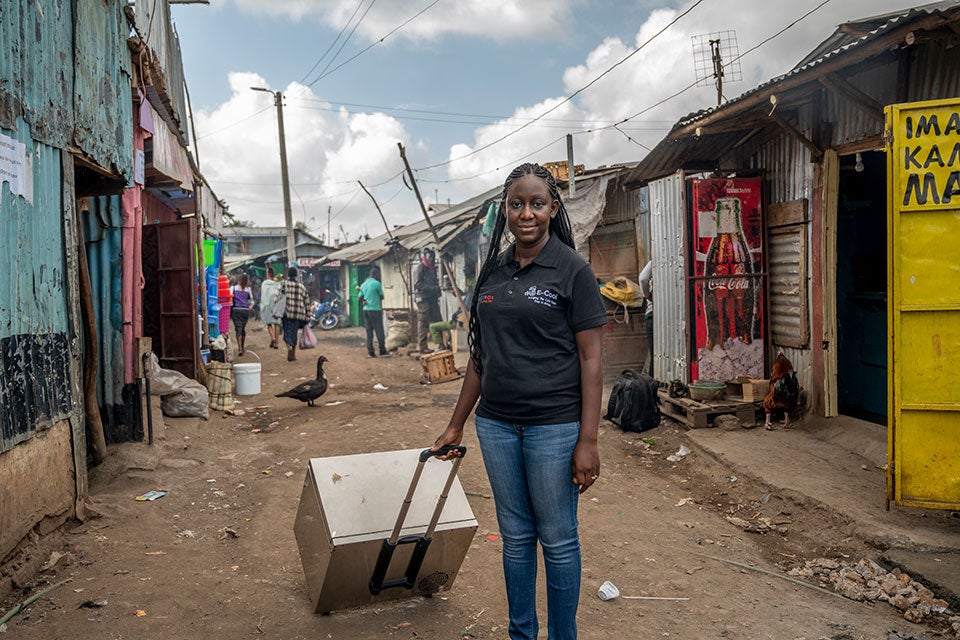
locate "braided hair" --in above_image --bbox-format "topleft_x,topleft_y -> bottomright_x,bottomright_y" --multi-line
467,163 -> 576,375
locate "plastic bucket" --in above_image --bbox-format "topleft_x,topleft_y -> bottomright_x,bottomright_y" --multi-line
234,351 -> 261,396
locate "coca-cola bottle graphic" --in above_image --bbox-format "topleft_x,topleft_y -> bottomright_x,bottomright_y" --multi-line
703,197 -> 755,350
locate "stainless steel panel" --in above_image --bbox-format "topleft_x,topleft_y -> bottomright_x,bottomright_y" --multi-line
295,448 -> 478,613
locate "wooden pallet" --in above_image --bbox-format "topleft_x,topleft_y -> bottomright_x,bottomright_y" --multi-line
658,389 -> 757,428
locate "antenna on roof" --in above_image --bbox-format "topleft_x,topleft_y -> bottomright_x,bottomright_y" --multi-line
692,30 -> 743,106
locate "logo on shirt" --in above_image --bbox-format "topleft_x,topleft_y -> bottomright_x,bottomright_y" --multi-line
478,294 -> 495,305
524,285 -> 559,308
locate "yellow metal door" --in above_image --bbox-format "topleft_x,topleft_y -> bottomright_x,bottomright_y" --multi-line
886,98 -> 960,509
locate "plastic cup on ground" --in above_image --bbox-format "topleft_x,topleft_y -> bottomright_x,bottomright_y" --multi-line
598,580 -> 620,601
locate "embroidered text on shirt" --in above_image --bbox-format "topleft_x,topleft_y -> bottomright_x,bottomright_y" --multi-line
523,285 -> 559,308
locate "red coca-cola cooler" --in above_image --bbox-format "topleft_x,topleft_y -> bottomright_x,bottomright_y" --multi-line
689,177 -> 765,382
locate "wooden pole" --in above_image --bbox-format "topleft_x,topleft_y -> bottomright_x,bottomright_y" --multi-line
397,144 -> 470,324
75,203 -> 109,463
358,180 -> 411,299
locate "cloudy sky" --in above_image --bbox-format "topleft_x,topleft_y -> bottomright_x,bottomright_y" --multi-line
172,0 -> 919,244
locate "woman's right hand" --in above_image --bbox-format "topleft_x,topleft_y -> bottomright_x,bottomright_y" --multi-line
431,422 -> 464,460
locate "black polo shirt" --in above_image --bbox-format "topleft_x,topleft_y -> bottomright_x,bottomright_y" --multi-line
475,234 -> 607,425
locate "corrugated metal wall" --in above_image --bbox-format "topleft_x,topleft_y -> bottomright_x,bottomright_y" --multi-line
0,0 -> 74,146
0,122 -> 74,451
73,0 -> 133,179
733,114 -> 817,395
909,39 -> 960,103
83,196 -> 130,442
648,173 -> 688,382
825,62 -> 895,147
133,0 -> 188,134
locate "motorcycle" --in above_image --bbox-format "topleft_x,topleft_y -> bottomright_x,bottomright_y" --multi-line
309,290 -> 347,331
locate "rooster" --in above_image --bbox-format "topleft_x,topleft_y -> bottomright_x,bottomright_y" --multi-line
763,351 -> 799,430
276,355 -> 329,407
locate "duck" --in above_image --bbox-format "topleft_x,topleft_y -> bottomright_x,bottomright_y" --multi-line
276,355 -> 329,407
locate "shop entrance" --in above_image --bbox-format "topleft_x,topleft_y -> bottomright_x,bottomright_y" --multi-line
835,150 -> 887,424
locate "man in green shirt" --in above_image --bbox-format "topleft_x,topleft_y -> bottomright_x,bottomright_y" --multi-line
359,266 -> 388,357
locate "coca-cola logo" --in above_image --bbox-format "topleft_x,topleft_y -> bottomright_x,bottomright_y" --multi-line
707,277 -> 751,291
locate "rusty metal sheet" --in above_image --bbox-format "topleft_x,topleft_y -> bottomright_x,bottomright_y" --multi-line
73,0 -> 133,179
0,127 -> 74,451
0,0 -> 74,146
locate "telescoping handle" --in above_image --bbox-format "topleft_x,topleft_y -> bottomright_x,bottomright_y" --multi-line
369,445 -> 467,595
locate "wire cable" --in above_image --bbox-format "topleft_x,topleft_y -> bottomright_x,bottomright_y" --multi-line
307,0 -> 441,87
290,95 -> 675,126
195,106 -> 273,140
414,0 -> 707,172
308,0 -> 379,87
295,0 -> 368,88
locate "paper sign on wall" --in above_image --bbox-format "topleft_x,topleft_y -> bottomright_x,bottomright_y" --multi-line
0,132 -> 32,203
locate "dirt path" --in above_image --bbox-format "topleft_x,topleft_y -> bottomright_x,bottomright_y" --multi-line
1,323 -> 950,639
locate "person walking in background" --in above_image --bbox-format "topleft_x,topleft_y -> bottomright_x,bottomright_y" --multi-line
280,266 -> 310,362
639,260 -> 654,377
359,266 -> 388,358
230,272 -> 253,356
259,265 -> 282,349
414,247 -> 442,353
432,163 -> 606,640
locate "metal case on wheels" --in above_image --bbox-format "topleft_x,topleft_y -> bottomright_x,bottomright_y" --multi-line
294,447 -> 478,613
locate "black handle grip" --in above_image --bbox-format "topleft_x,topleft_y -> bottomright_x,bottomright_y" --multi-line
420,445 -> 466,462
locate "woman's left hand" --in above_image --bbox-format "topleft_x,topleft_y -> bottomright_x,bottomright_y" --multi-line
572,439 -> 600,494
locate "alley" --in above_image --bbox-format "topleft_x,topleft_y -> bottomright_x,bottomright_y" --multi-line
1,323 -> 951,640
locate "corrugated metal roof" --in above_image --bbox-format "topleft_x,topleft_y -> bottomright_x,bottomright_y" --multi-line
324,186 -> 502,263
673,1 -> 960,131
627,1 -> 960,185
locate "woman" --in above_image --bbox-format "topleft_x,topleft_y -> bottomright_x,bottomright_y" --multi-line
259,265 -> 282,349
359,266 -> 387,357
433,163 -> 606,640
280,266 -> 310,361
230,273 -> 253,356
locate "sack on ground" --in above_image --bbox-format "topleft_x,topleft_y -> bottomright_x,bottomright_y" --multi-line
146,352 -> 210,419
385,319 -> 411,351
604,369 -> 660,432
299,324 -> 318,349
272,293 -> 287,319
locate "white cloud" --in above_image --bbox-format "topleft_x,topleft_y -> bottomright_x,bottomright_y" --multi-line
196,0 -> 925,238
229,0 -> 573,41
429,0 -> 925,199
195,72 -> 420,244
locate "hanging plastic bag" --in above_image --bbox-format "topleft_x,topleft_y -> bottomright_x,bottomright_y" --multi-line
272,293 -> 287,319
299,324 -> 318,349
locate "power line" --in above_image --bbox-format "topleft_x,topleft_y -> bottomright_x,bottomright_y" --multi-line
414,0 -> 707,172
415,134 -> 573,184
295,0 -> 367,87
603,0 -> 835,130
288,103 -> 670,131
308,0 -> 379,87
195,106 -> 273,140
307,0 -> 441,87
290,95 -> 676,125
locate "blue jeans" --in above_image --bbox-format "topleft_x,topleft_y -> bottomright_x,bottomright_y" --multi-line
475,416 -> 582,640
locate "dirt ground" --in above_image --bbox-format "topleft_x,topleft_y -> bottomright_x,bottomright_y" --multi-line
1,322 -> 954,639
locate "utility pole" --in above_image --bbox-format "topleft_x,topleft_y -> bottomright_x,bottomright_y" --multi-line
327,205 -> 332,246
251,87 -> 296,264
397,143 -> 469,324
359,180 -> 411,298
566,133 -> 576,198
